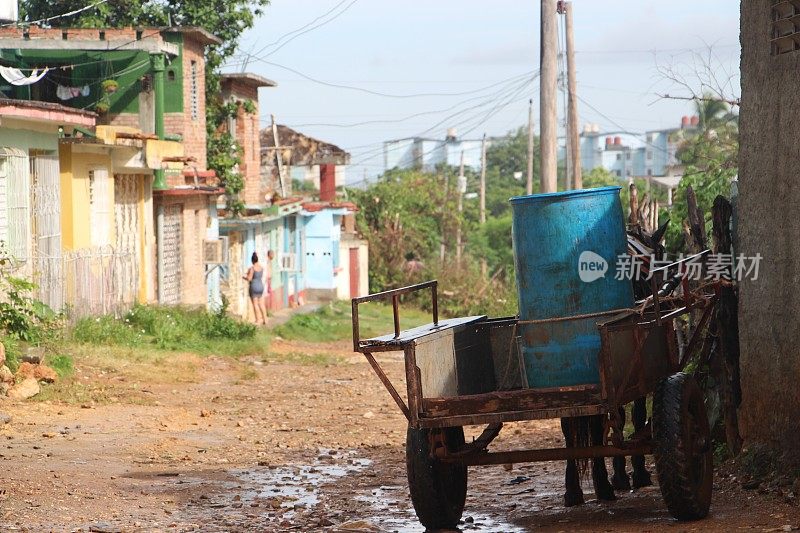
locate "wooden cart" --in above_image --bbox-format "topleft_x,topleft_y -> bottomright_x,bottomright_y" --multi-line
351,254 -> 719,530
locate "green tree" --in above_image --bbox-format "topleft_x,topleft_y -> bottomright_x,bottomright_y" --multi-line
665,106 -> 739,252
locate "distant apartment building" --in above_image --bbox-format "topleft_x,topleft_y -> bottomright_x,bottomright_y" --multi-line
560,117 -> 698,180
384,128 -> 485,171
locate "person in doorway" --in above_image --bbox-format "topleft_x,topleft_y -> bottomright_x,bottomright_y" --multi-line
266,250 -> 275,311
243,252 -> 267,325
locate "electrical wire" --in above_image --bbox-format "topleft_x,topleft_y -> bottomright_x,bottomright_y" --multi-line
282,71 -> 535,128
238,0 -> 360,69
347,76 -> 536,171
576,94 -> 671,157
342,74 -> 537,165
232,58 -> 538,99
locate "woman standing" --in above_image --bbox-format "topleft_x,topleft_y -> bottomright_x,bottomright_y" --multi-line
244,252 -> 267,325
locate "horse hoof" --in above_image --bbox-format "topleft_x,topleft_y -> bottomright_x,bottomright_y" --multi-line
611,473 -> 632,491
564,491 -> 585,507
632,469 -> 653,489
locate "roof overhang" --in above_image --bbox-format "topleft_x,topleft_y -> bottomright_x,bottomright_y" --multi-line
221,72 -> 277,88
0,99 -> 95,127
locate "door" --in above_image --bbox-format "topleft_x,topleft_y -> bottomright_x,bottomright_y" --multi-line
161,204 -> 182,304
114,174 -> 140,305
349,247 -> 359,299
31,155 -> 63,310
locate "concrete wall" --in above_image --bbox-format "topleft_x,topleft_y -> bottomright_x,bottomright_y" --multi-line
58,145 -> 115,250
738,0 -> 800,450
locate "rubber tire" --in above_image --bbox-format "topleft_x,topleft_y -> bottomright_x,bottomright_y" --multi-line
406,426 -> 467,530
653,372 -> 713,521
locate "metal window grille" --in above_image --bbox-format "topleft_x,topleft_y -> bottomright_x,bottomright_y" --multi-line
4,150 -> 30,262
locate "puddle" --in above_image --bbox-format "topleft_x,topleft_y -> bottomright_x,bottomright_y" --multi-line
234,450 -> 373,514
356,483 -> 526,533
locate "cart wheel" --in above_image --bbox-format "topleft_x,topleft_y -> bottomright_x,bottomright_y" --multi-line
653,372 -> 713,521
406,426 -> 467,530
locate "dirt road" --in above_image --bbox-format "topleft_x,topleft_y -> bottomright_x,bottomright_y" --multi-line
0,339 -> 797,532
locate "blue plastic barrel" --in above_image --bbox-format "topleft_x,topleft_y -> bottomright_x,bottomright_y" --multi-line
510,186 -> 633,388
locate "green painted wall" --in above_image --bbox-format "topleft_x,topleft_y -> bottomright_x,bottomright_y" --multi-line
0,32 -> 186,116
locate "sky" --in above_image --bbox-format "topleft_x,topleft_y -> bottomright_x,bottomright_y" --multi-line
222,0 -> 741,185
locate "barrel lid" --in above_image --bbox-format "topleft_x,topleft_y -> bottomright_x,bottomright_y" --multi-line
510,186 -> 621,204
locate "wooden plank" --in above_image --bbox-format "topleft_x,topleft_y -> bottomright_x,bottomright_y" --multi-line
416,404 -> 605,429
421,385 -> 600,418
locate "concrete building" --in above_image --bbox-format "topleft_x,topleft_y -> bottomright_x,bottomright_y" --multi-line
560,119 -> 693,180
738,0 -> 800,451
0,26 -> 225,310
300,202 -> 367,301
384,129 -> 484,172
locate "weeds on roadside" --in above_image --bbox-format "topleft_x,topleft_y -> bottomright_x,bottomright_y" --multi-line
72,304 -> 266,358
0,274 -> 63,372
273,300 -> 432,342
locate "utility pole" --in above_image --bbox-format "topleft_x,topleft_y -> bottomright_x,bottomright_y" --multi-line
440,172 -> 448,262
456,152 -> 465,268
480,134 -> 487,225
540,0 -> 558,193
270,114 -> 287,197
480,135 -> 487,277
526,98 -> 535,195
564,1 -> 582,190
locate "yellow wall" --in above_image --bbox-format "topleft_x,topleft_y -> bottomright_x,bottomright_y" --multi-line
59,146 -> 115,251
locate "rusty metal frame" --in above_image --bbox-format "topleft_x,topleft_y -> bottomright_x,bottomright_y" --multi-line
351,272 -> 723,464
436,442 -> 653,466
351,280 -> 438,351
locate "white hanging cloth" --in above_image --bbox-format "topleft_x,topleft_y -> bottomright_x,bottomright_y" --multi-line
0,67 -> 49,86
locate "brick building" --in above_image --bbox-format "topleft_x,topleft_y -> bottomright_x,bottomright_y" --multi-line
220,73 -> 277,207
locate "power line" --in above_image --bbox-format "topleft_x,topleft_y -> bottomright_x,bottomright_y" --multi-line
230,59 -> 535,99
239,0 -> 360,69
280,71 -> 535,128
576,94 -> 671,157
347,77 -> 535,171
343,75 -> 536,166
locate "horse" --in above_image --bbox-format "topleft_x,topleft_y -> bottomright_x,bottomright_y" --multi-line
561,221 -> 668,506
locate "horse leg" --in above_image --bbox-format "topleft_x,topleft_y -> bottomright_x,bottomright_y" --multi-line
561,418 -> 585,507
590,415 -> 616,501
611,407 -> 632,491
631,396 -> 653,488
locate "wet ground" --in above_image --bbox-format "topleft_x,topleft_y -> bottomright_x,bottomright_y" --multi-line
0,339 -> 798,531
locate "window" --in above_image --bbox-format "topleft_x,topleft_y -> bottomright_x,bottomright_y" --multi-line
89,168 -> 112,247
190,60 -> 199,121
5,152 -> 30,262
647,168 -> 653,177
646,150 -> 653,160
626,152 -> 631,160
614,170 -> 621,177
772,1 -> 800,55
167,70 -> 176,82
616,154 -> 621,161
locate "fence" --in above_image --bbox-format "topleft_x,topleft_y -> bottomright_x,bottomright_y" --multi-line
62,246 -> 139,321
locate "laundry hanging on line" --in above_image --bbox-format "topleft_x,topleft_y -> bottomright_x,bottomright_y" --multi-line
0,66 -> 49,86
56,84 -> 90,101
